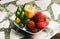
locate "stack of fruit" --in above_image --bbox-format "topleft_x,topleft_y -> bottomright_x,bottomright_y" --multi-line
15,4 -> 50,33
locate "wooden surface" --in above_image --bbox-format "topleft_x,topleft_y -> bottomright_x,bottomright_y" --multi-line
51,33 -> 60,39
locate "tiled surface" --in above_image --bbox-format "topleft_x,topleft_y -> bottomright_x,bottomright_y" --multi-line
35,0 -> 51,10
10,29 -> 23,39
0,0 -> 60,39
0,31 -> 5,39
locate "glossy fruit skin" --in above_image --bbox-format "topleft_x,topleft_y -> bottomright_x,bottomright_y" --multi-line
28,20 -> 35,28
33,12 -> 49,21
37,21 -> 49,29
20,11 -> 25,19
15,17 -> 21,24
25,9 -> 35,18
15,7 -> 21,17
35,12 -> 45,21
25,5 -> 36,18
31,28 -> 39,33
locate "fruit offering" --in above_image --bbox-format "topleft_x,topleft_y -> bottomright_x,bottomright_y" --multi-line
15,3 -> 50,33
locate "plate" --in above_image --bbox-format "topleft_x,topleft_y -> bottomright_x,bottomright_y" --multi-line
14,2 -> 50,35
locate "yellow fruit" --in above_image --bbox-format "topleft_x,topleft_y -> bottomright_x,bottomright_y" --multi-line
25,5 -> 36,18
25,9 -> 35,18
15,17 -> 21,24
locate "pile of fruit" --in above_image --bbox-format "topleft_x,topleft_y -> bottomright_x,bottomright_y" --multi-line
15,4 -> 50,33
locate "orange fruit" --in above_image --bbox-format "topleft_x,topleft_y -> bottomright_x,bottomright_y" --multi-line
25,9 -> 35,18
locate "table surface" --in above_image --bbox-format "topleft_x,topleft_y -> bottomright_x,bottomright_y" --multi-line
0,0 -> 60,39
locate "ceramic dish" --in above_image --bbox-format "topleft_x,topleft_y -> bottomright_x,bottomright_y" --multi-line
14,2 -> 50,35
